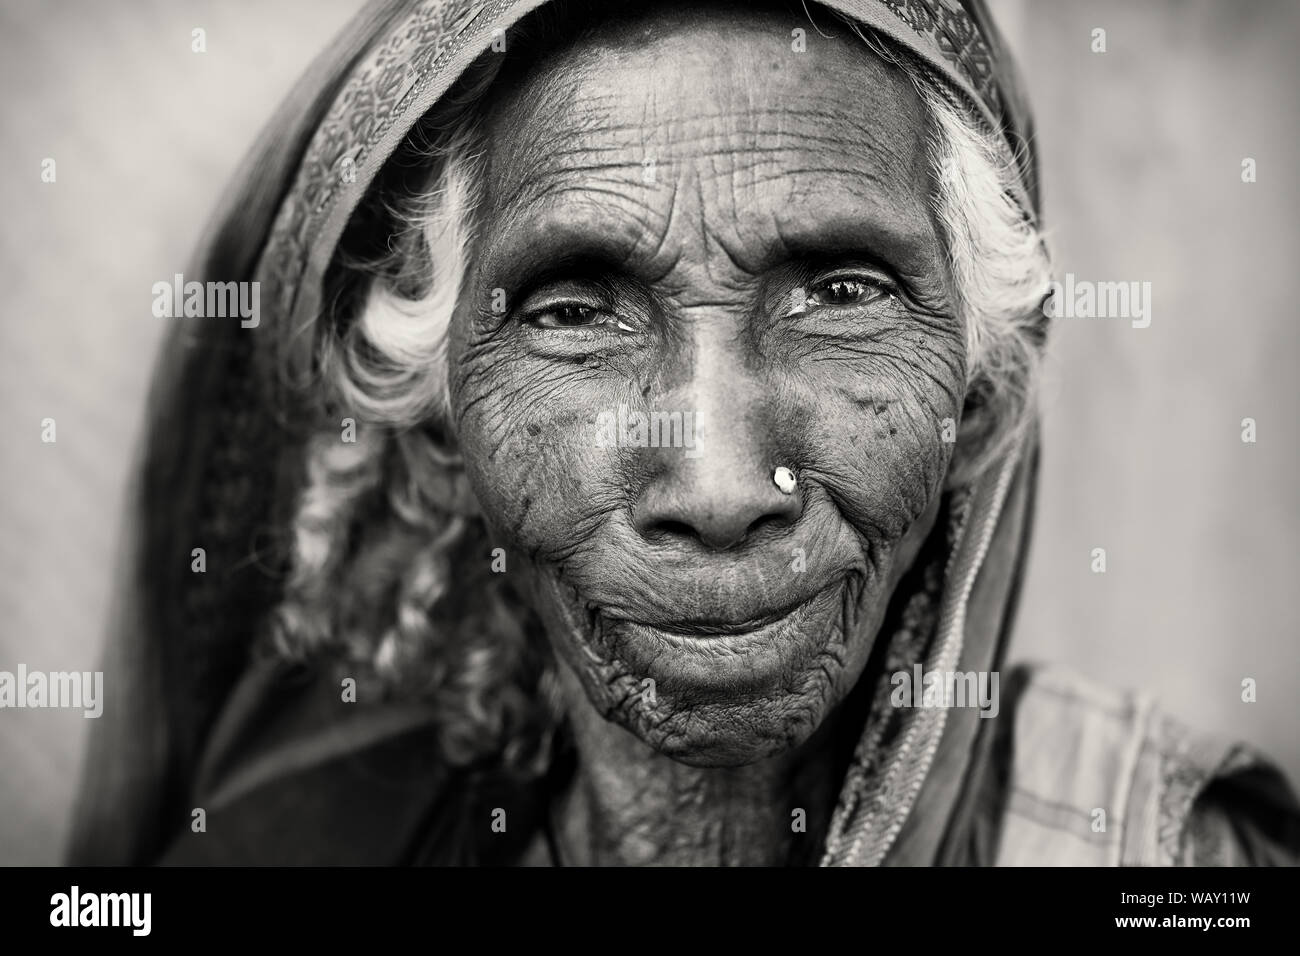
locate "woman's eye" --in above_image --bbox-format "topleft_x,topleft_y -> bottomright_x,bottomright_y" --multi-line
529,303 -> 606,328
808,277 -> 891,308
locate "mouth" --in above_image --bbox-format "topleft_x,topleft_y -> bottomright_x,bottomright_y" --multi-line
637,598 -> 814,637
576,576 -> 859,696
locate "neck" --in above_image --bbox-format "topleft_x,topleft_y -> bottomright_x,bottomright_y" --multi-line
549,666 -> 861,866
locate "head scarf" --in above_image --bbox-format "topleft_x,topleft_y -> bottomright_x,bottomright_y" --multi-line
69,0 -> 1044,866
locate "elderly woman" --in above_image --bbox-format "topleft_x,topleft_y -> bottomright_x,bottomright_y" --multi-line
70,0 -> 1297,866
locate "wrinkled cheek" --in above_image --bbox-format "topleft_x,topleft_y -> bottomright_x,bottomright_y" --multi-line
450,354 -> 621,565
801,350 -> 964,547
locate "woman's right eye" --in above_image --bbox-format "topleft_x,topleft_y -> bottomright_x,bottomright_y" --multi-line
528,303 -> 607,328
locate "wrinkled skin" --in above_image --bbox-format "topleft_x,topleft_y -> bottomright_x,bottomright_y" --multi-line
447,3 -> 965,863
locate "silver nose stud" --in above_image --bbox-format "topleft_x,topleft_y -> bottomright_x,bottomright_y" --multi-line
773,466 -> 797,495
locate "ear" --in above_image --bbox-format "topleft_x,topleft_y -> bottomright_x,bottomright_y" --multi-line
945,380 -> 999,490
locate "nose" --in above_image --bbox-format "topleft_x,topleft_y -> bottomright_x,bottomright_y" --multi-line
631,422 -> 804,551
634,460 -> 802,550
630,303 -> 807,550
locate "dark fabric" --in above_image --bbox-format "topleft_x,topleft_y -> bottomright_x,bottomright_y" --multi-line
159,725 -> 453,866
936,664 -> 1029,866
958,0 -> 1041,212
155,656 -> 552,866
931,442 -> 1040,866
1190,771 -> 1300,866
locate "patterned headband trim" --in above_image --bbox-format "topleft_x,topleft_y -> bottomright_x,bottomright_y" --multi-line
256,0 -> 1027,338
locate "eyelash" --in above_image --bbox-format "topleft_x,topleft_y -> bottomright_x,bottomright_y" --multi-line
517,271 -> 900,330
522,302 -> 635,331
798,274 -> 898,313
529,303 -> 602,328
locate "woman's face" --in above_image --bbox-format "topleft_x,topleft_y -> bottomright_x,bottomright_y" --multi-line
448,4 -> 966,766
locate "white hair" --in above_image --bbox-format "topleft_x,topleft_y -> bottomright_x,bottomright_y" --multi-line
331,129 -> 485,429
914,70 -> 1052,481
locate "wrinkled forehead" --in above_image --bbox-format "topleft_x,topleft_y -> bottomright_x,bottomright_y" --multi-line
476,3 -> 940,279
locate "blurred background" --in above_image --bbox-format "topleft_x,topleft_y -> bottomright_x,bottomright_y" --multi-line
1,0 -> 1296,864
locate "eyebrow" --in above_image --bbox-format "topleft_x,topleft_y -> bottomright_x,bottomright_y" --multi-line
479,171 -> 942,294
772,204 -> 942,280
481,195 -> 672,290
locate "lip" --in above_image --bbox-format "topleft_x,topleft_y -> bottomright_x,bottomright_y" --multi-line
633,597 -> 813,637
588,578 -> 853,695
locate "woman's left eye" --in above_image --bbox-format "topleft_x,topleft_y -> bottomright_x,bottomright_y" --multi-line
808,277 -> 892,308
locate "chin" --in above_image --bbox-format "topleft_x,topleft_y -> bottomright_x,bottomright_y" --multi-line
537,567 -> 877,766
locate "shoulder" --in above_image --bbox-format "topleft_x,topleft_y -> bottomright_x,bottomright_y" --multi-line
153,657 -> 451,865
153,656 -> 544,866
991,663 -> 1300,866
